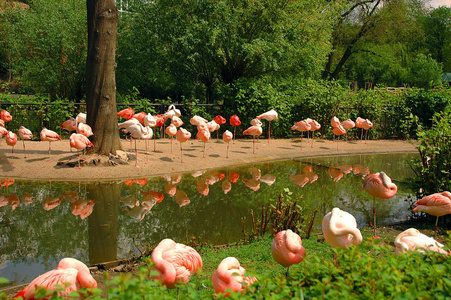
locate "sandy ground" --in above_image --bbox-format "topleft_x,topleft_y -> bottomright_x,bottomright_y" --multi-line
0,136 -> 417,181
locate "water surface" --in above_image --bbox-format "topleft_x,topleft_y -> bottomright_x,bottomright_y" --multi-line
0,153 -> 418,287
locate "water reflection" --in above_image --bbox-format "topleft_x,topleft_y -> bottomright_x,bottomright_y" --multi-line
0,153 -> 418,287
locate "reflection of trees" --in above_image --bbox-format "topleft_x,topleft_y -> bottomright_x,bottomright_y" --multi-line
0,153 -> 418,285
87,183 -> 121,264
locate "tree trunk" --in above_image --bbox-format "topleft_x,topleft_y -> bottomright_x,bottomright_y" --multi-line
85,0 -> 122,155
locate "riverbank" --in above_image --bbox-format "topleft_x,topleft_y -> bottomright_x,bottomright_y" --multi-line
0,138 -> 417,181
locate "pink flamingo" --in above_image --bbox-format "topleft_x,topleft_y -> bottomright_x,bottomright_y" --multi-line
242,178 -> 260,191
243,123 -> 262,154
171,115 -> 184,128
322,208 -> 363,250
71,199 -> 95,219
223,130 -> 233,158
355,117 -> 365,142
271,229 -> 306,276
212,257 -> 258,297
176,127 -> 191,163
197,128 -> 211,158
18,126 -> 33,158
117,107 -> 134,120
118,117 -> 140,152
362,119 -> 373,143
6,131 -> 17,163
213,115 -> 227,140
132,111 -> 147,124
76,122 -> 93,138
332,124 -> 346,149
151,238 -> 202,288
61,117 -> 78,133
124,123 -> 152,167
290,120 -> 311,149
360,171 -> 398,238
307,119 -> 321,148
413,191 -> 451,238
328,167 -> 344,182
330,116 -> 340,128
40,128 -> 61,161
190,115 -> 208,126
75,113 -> 86,124
1,110 -> 12,125
257,109 -> 278,143
165,123 -> 177,154
341,119 -> 355,142
229,115 -> 241,144
288,174 -> 309,187
14,258 -> 97,300
70,133 -> 94,169
395,228 -> 449,255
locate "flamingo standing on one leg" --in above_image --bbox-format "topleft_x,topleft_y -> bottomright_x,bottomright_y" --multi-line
290,120 -> 311,149
341,119 -> 355,142
360,171 -> 398,238
413,191 -> 451,238
332,124 -> 346,150
362,119 -> 373,144
322,208 -> 363,250
394,228 -> 449,255
60,117 -> 77,152
243,122 -> 263,154
223,130 -> 233,158
271,229 -> 306,277
257,109 -> 278,143
197,128 -> 211,158
355,117 -> 365,142
14,258 -> 97,300
213,115 -> 226,141
307,119 -> 321,148
123,122 -> 153,168
176,127 -> 191,163
165,123 -> 177,154
212,257 -> 258,297
229,115 -> 241,144
18,126 -> 32,158
6,131 -> 17,163
40,128 -> 61,161
151,238 -> 203,289
70,133 -> 94,169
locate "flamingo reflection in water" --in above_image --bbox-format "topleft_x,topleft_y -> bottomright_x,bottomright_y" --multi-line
175,190 -> 190,207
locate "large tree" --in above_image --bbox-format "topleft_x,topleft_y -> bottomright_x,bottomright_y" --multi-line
85,0 -> 122,155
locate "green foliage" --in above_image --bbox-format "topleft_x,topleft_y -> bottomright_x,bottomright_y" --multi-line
9,232 -> 451,299
2,0 -> 87,100
411,108 -> 451,197
405,88 -> 451,129
117,0 -> 335,103
409,54 -> 443,88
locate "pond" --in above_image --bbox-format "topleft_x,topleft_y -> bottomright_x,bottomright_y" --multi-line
0,153 -> 418,288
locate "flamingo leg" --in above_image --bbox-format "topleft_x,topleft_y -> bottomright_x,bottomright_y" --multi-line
171,136 -> 173,154
435,216 -> 439,239
203,142 -> 206,158
22,140 -> 26,158
268,120 -> 271,143
145,139 -> 149,163
135,139 -> 139,168
226,143 -> 229,158
10,146 -> 14,164
360,128 -> 364,143
311,131 -> 314,148
77,152 -> 81,170
365,130 -> 368,144
372,197 -> 381,239
253,136 -> 255,154
154,132 -> 157,152
47,141 -> 51,162
180,145 -> 183,163
233,126 -> 236,144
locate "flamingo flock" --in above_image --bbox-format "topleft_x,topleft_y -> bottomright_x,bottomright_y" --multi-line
1,105 -> 378,168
